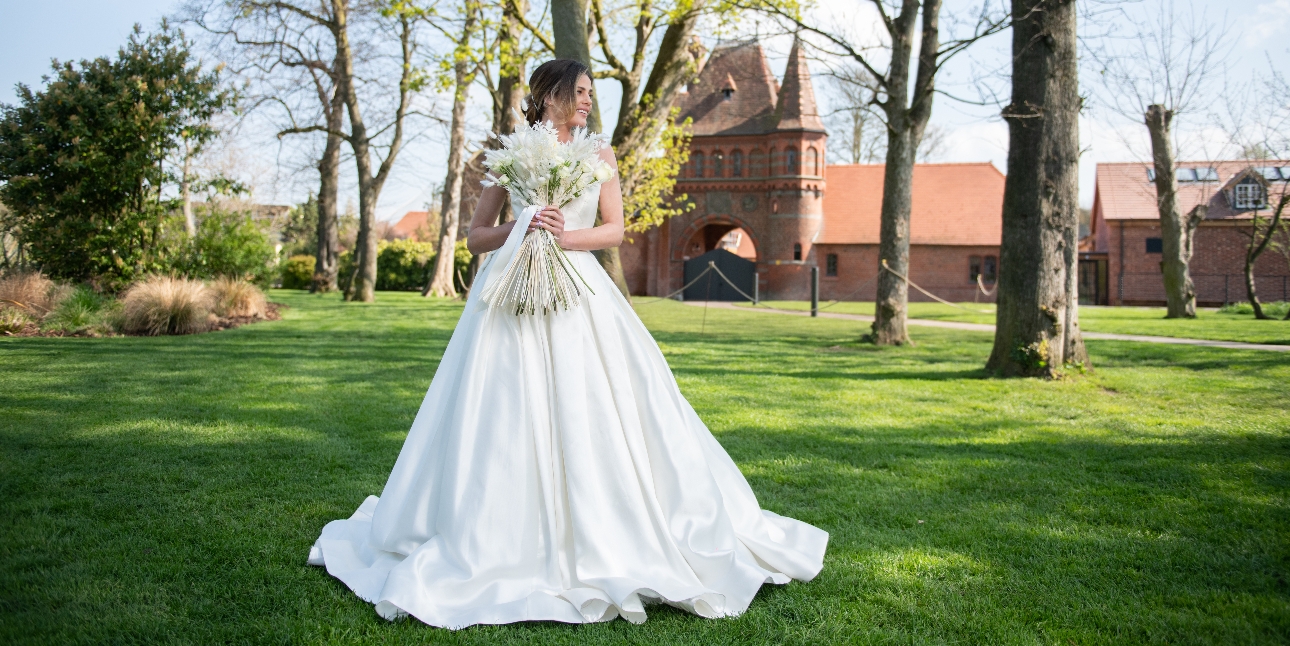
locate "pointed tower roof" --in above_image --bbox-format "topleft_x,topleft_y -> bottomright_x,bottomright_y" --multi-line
675,40 -> 781,136
774,37 -> 826,132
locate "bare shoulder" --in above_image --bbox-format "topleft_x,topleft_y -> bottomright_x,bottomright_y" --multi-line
597,144 -> 618,168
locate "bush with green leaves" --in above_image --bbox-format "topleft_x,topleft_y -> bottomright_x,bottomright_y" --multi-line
375,239 -> 435,291
280,255 -> 315,290
174,207 -> 276,286
0,24 -> 232,290
337,238 -> 473,294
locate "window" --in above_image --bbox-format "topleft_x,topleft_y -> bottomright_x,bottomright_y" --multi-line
692,152 -> 705,178
793,243 -> 802,261
969,255 -> 982,282
807,148 -> 819,176
713,151 -> 724,178
1145,237 -> 1163,253
721,88 -> 734,101
983,255 -> 997,283
731,151 -> 743,177
786,149 -> 799,174
1235,182 -> 1267,209
826,253 -> 838,277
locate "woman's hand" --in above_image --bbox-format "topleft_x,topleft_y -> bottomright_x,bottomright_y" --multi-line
528,205 -> 566,246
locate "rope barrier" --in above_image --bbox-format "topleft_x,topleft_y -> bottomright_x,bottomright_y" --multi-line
634,258 -> 992,318
630,264 -> 715,306
976,274 -> 997,297
882,259 -> 994,314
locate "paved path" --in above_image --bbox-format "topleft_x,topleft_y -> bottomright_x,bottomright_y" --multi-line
679,301 -> 1290,353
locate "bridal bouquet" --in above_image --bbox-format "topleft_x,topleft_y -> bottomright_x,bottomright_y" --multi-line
479,117 -> 615,315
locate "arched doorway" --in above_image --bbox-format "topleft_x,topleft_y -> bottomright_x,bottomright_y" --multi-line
679,221 -> 759,262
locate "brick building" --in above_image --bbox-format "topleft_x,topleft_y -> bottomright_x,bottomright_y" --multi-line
1087,161 -> 1290,306
619,38 -> 1004,302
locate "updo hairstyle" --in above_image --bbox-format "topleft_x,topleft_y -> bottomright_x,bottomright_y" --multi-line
523,59 -> 591,126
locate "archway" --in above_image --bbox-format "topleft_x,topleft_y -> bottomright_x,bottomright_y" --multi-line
676,216 -> 760,263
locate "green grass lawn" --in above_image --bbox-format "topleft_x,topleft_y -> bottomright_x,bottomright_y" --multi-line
2,291 -> 1287,644
738,300 -> 1290,345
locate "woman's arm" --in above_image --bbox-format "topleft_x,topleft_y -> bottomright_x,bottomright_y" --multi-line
558,146 -> 624,252
466,185 -> 516,255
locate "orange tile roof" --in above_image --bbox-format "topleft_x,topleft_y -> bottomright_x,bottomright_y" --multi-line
1094,160 -> 1290,225
819,163 -> 1004,246
391,210 -> 429,238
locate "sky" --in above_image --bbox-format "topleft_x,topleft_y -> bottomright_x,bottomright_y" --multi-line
2,0 -> 1287,219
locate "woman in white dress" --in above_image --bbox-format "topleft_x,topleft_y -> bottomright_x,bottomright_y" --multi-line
308,59 -> 828,629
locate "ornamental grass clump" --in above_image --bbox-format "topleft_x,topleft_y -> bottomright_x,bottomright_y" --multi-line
478,116 -> 614,315
43,287 -> 119,335
122,276 -> 213,335
209,276 -> 267,319
0,271 -> 69,317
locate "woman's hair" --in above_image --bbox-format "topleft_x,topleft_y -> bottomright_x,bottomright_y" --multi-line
523,59 -> 590,126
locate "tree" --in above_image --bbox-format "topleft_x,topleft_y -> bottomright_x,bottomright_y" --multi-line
187,0 -> 353,293
986,0 -> 1087,377
1241,183 -> 1288,320
0,23 -> 232,290
425,0 -> 481,298
825,63 -> 946,164
542,0 -> 706,297
746,0 -> 1006,345
341,2 -> 425,302
1092,1 -> 1229,318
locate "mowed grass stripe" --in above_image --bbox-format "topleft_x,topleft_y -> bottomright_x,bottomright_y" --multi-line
0,291 -> 1286,645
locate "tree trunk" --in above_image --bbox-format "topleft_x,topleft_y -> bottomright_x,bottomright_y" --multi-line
425,14 -> 475,299
870,0 -> 939,345
340,4 -> 414,303
1145,105 -> 1197,318
871,126 -> 915,344
552,0 -> 602,133
312,80 -> 344,293
494,0 -> 527,227
1244,195 -> 1287,320
181,149 -> 195,237
987,0 -> 1088,377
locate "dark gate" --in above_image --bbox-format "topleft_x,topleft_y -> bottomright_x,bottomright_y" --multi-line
683,248 -> 755,301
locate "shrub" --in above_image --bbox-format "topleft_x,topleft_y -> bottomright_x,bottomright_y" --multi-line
0,307 -> 32,334
0,270 -> 68,316
280,255 -> 315,290
376,239 -> 435,291
338,240 -> 440,292
43,286 -> 117,334
176,208 -> 276,286
121,276 -> 213,335
209,277 -> 267,319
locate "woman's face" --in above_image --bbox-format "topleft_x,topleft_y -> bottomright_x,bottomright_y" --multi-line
547,74 -> 594,129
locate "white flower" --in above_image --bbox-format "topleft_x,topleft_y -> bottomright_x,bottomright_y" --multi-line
594,165 -> 614,182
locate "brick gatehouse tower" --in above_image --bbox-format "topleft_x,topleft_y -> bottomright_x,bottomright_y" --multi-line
619,38 -> 827,299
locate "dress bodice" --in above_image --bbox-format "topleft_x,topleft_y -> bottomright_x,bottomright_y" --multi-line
513,184 -> 601,231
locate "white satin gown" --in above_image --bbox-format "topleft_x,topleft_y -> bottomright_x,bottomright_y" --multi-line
308,184 -> 828,629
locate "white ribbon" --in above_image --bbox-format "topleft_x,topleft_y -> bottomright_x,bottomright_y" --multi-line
474,204 -> 542,311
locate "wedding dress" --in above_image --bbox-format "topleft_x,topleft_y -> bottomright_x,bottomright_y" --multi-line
308,184 -> 828,628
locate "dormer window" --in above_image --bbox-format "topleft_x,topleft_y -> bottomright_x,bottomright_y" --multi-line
721,88 -> 734,101
1234,182 -> 1267,209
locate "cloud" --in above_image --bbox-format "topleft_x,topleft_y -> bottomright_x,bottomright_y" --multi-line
1250,0 -> 1290,43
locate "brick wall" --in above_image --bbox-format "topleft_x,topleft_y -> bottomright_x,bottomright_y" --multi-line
812,244 -> 999,303
1108,220 -> 1290,305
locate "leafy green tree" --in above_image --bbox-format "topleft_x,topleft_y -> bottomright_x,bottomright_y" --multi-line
175,206 -> 277,286
0,23 -> 233,289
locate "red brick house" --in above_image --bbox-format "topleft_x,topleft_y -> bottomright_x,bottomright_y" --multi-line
619,38 -> 1004,301
1087,161 -> 1290,306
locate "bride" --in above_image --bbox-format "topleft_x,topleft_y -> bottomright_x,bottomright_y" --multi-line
308,58 -> 828,629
